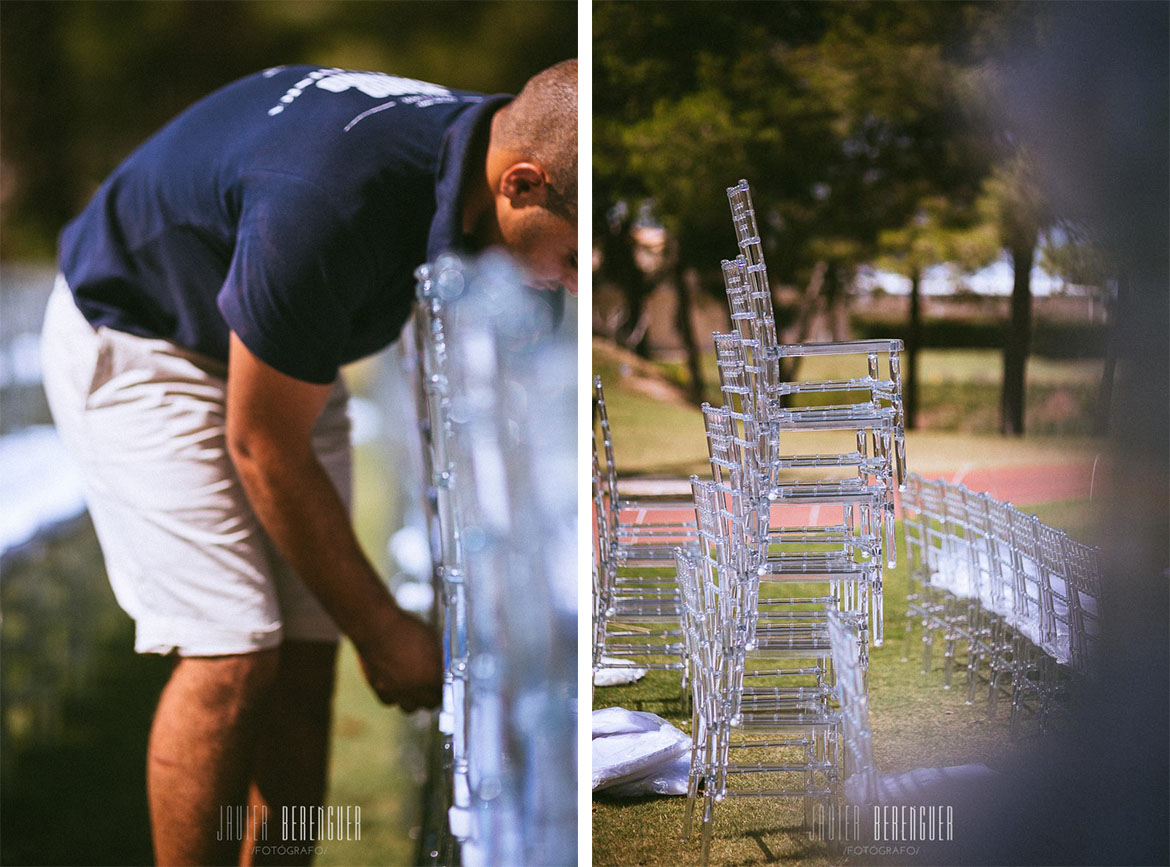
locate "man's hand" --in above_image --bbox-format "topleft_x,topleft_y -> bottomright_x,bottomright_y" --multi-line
355,608 -> 443,711
226,332 -> 440,709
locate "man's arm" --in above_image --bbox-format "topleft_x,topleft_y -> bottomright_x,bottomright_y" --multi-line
225,332 -> 441,711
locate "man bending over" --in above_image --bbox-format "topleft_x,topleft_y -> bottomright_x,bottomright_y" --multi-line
41,59 -> 577,866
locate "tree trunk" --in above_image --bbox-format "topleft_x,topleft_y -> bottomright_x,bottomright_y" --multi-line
676,265 -> 706,406
1093,273 -> 1124,436
603,216 -> 653,357
1001,243 -> 1035,436
906,268 -> 922,430
779,261 -> 828,385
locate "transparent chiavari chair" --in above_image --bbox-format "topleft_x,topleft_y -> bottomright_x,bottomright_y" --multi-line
907,477 -> 948,675
701,399 -> 876,656
901,474 -> 939,665
961,490 -> 999,705
1010,520 -> 1072,737
413,252 -> 575,866
592,429 -> 687,675
592,375 -> 696,680
826,608 -> 879,807
1012,510 -> 1047,649
595,375 -> 698,559
413,262 -> 472,860
710,335 -> 890,645
682,478 -> 841,867
830,608 -> 998,806
725,179 -> 906,491
935,482 -> 983,691
1064,538 -> 1102,677
982,496 -> 1023,718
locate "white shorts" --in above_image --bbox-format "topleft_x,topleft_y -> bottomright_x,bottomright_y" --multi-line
40,277 -> 349,656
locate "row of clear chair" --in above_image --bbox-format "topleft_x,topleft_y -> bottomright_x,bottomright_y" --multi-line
412,253 -> 576,866
591,375 -> 697,681
901,472 -> 1102,737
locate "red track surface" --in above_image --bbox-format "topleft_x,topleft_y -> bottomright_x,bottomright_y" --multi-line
610,461 -> 1098,531
916,461 -> 1099,507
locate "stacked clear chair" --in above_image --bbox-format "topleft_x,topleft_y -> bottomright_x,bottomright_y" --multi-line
592,375 -> 698,681
722,180 -> 905,650
412,252 -> 575,866
900,472 -> 1103,737
674,180 -> 905,862
678,479 -> 841,867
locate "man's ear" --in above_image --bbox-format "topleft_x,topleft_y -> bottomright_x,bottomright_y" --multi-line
499,163 -> 549,208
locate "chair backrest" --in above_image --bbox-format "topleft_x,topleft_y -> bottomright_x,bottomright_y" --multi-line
827,608 -> 878,804
414,262 -> 464,574
1064,538 -> 1102,673
591,433 -> 615,602
984,496 -> 1020,618
1010,510 -> 1046,644
1035,521 -> 1074,664
938,482 -> 977,599
592,375 -> 622,535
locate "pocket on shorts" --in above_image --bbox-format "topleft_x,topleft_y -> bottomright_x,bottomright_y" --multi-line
83,328 -> 123,411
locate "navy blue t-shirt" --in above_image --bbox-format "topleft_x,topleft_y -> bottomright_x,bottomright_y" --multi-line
59,65 -> 511,384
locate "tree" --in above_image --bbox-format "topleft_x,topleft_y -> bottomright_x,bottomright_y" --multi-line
876,196 -> 997,427
1040,221 -> 1119,434
976,150 -> 1050,436
594,1 -> 995,401
0,1 -> 577,259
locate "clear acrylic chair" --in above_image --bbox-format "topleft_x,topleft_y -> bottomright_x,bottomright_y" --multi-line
681,478 -> 841,867
725,179 -> 907,490
592,374 -> 697,681
413,261 -> 472,862
825,608 -> 879,806
709,335 -> 892,646
899,473 -> 1106,736
592,430 -> 688,676
412,252 -> 575,866
594,374 -> 698,560
829,608 -> 998,806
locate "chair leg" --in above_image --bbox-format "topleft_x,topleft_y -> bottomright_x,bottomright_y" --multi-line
965,637 -> 982,706
902,602 -> 917,663
699,787 -> 716,867
920,618 -> 934,675
942,627 -> 956,689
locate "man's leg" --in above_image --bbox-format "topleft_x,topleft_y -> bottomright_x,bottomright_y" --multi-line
148,649 -> 281,866
242,641 -> 338,867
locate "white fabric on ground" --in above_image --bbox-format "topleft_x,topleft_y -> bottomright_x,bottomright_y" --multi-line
593,658 -> 649,686
592,707 -> 690,796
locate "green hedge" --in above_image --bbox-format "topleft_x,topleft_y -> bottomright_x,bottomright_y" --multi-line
848,316 -> 1108,359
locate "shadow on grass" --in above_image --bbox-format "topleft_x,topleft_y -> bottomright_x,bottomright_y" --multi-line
1,526 -> 172,866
